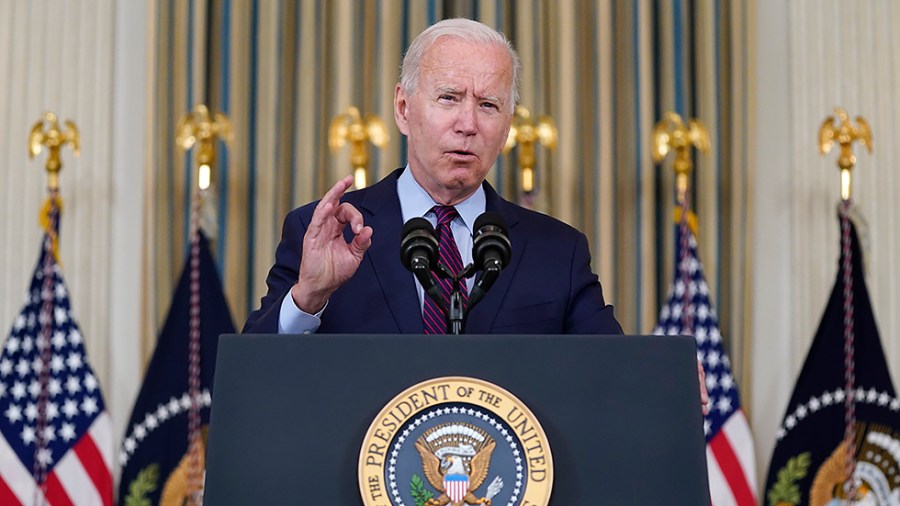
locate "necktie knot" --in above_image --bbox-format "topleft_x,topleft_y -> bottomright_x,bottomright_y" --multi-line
431,206 -> 459,226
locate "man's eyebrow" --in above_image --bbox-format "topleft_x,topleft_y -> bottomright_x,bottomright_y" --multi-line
479,94 -> 503,104
435,86 -> 462,95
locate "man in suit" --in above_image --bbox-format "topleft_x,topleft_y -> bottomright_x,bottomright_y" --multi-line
243,18 -> 622,336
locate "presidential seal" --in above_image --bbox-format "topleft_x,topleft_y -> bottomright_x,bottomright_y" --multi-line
359,377 -> 553,506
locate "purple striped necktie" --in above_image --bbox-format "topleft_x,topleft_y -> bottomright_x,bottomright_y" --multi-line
422,206 -> 468,334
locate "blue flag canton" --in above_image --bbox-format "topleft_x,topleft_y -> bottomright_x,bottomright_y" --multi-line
0,244 -> 106,473
654,231 -> 742,442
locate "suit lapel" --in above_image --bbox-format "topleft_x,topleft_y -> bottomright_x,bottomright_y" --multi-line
358,169 -> 424,333
465,183 -> 525,334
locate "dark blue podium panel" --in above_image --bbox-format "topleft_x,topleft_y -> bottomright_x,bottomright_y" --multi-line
205,334 -> 710,505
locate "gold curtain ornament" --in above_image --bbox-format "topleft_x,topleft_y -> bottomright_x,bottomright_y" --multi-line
651,112 -> 710,235
329,106 -> 389,189
818,108 -> 873,202
503,105 -> 557,193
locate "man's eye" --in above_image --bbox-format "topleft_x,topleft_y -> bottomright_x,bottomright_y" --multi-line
438,94 -> 456,102
482,102 -> 499,110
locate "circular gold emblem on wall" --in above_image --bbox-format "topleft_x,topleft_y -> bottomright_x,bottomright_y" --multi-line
359,376 -> 553,506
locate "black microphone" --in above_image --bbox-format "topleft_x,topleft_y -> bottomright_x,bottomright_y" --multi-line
468,212 -> 511,308
400,218 -> 444,308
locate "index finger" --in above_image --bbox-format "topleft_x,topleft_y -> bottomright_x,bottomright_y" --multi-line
315,175 -> 355,212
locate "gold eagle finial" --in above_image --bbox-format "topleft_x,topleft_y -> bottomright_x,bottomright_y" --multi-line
503,105 -> 557,193
29,111 -> 80,192
651,112 -> 709,235
818,107 -> 872,201
329,106 -> 389,189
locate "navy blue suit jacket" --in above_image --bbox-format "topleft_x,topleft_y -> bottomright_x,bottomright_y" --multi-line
243,169 -> 622,335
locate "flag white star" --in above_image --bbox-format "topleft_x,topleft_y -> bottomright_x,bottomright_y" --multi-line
69,329 -> 82,345
37,448 -> 52,466
82,396 -> 99,416
25,403 -> 37,421
0,358 -> 13,376
13,314 -> 26,331
54,306 -> 68,325
16,358 -> 30,377
809,397 -> 821,412
5,336 -> 20,353
66,352 -> 83,370
716,395 -> 733,414
28,380 -> 41,399
31,357 -> 44,375
65,376 -> 81,394
51,331 -> 67,349
50,355 -> 65,373
21,426 -> 35,445
62,399 -> 79,418
705,373 -> 718,393
12,382 -> 26,400
720,373 -> 735,391
5,404 -> 23,423
48,378 -> 62,397
46,401 -> 59,420
84,373 -> 97,392
60,422 -> 76,441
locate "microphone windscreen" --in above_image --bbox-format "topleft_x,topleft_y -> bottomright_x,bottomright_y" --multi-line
473,212 -> 507,235
402,217 -> 435,238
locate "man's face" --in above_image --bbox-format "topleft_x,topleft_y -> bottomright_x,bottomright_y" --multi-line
394,37 -> 514,205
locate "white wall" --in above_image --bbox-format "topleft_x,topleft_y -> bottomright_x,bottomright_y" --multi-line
0,0 -> 147,457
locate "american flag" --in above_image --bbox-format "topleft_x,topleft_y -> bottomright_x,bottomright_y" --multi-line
0,235 -> 113,505
654,227 -> 757,506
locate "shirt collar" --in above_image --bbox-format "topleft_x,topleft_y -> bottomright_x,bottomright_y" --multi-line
397,166 -> 485,235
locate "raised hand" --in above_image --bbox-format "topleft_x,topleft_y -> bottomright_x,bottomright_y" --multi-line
290,176 -> 373,313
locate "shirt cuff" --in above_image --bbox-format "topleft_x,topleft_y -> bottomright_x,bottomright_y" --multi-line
278,291 -> 326,334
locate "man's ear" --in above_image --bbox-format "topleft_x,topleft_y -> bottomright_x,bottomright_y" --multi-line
393,83 -> 410,136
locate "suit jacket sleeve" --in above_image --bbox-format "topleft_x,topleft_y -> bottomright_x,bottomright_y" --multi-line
242,207 -> 309,333
564,231 -> 623,335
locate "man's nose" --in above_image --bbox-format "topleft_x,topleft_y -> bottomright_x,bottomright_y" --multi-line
454,101 -> 478,135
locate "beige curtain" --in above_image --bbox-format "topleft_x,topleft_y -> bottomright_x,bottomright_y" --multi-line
145,0 -> 753,383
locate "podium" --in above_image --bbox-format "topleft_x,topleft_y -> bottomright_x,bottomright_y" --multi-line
205,334 -> 710,504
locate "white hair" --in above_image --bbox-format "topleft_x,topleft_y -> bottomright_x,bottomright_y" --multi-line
399,18 -> 521,112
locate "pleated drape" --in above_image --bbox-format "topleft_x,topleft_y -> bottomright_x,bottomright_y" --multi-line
145,0 -> 753,382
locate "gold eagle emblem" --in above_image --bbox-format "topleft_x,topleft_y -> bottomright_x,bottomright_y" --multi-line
414,423 -> 504,505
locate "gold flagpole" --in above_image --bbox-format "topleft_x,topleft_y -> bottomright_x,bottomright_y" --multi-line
174,103 -> 232,506
818,107 -> 873,501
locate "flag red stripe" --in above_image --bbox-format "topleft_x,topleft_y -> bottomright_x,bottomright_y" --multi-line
44,472 -> 75,506
709,431 -> 755,506
0,476 -> 23,506
74,435 -> 113,506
